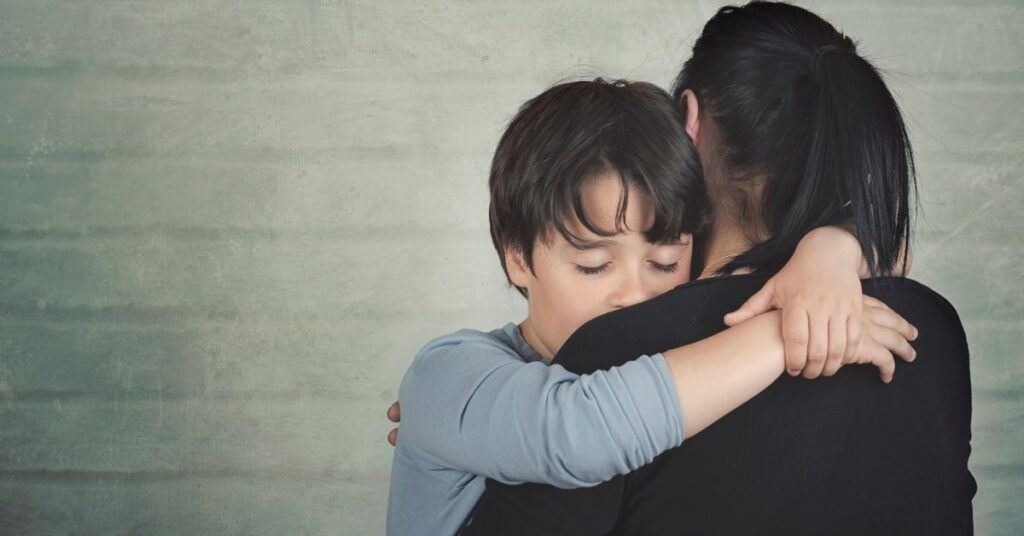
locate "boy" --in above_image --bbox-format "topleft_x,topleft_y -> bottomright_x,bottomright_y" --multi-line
386,79 -> 916,536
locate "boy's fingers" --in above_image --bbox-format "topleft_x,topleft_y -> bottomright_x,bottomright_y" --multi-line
844,314 -> 862,362
388,427 -> 399,447
783,308 -> 809,376
872,325 -> 917,363
822,350 -> 844,376
803,310 -> 828,379
860,336 -> 896,383
876,352 -> 896,384
822,316 -> 846,376
387,401 -> 401,423
801,357 -> 826,379
866,308 -> 917,340
863,298 -> 918,340
826,314 -> 846,361
862,295 -> 888,310
880,330 -> 921,362
722,309 -> 752,327
724,284 -> 775,326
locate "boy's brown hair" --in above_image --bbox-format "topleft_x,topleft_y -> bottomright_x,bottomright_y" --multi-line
488,78 -> 708,296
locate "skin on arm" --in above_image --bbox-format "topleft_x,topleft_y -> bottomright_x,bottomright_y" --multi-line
724,225 -> 916,381
663,311 -> 786,438
390,191 -> 916,450
387,224 -> 917,447
389,295 -> 916,448
390,180 -> 914,450
666,296 -> 916,438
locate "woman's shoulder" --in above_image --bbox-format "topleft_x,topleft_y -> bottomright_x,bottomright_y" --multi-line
863,276 -> 957,307
586,273 -> 774,330
862,277 -> 966,337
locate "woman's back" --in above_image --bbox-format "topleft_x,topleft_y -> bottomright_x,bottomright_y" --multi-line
464,274 -> 975,535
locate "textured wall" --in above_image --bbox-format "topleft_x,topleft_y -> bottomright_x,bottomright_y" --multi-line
0,1 -> 1020,534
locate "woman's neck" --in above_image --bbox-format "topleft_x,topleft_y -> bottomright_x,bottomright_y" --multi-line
699,214 -> 764,279
696,161 -> 770,278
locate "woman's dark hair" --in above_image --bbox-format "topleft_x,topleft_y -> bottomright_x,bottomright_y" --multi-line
671,1 -> 915,275
489,78 -> 707,297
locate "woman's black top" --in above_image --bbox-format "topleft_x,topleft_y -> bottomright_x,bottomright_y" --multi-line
462,274 -> 975,535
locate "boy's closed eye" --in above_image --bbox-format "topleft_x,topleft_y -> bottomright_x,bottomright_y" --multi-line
574,261 -> 682,275
575,263 -> 610,275
651,261 -> 681,273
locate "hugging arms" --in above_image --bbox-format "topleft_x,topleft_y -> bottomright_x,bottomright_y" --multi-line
388,2 -> 975,534
462,274 -> 974,535
386,77 -> 917,536
460,2 -> 975,533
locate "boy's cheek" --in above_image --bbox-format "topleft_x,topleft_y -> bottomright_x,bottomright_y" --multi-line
661,267 -> 691,292
557,303 -> 603,347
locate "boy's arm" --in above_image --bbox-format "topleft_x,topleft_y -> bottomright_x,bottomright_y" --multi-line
725,225 -> 877,379
397,299 -> 916,487
663,297 -> 916,438
398,332 -> 684,488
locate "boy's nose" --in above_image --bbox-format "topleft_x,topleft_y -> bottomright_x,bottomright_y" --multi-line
610,273 -> 654,309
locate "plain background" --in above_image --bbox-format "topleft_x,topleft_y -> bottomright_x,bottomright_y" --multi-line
0,1 -> 1021,534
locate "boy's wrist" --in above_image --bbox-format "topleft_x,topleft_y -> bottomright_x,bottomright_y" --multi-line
800,226 -> 867,276
729,310 -> 786,372
754,310 -> 787,372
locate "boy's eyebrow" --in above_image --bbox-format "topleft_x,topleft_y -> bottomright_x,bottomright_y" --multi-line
567,239 -> 615,251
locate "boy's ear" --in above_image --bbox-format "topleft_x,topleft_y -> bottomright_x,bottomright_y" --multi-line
681,89 -> 700,143
504,247 -> 532,288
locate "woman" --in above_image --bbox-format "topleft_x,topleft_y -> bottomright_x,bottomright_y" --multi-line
459,2 -> 974,534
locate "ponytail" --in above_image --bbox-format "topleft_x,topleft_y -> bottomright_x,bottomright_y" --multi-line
675,2 -> 916,276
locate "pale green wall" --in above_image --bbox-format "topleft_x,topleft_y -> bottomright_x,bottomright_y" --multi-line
0,1 -> 1020,534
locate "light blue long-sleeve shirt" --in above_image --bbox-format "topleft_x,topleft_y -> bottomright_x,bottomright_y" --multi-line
386,323 -> 685,536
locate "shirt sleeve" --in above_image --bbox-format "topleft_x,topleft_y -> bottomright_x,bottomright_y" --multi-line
398,331 -> 684,488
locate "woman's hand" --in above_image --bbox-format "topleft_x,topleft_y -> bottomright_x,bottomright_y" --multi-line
387,401 -> 400,446
847,296 -> 918,383
724,226 -> 867,378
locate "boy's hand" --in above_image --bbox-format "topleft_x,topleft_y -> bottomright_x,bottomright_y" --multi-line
846,296 -> 918,383
724,226 -> 864,378
387,401 -> 400,446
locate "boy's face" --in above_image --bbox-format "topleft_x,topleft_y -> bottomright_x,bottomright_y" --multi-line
506,172 -> 693,360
